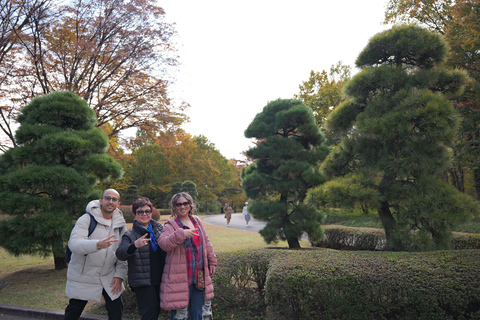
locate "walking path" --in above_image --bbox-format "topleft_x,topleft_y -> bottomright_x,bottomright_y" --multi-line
201,212 -> 308,240
201,212 -> 265,233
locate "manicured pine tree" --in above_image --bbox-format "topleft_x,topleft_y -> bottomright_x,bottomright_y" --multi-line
309,25 -> 480,250
124,185 -> 140,205
0,91 -> 122,270
181,181 -> 198,199
242,99 -> 329,248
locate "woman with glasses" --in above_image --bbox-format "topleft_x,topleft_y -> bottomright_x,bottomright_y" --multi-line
158,192 -> 217,320
116,198 -> 166,320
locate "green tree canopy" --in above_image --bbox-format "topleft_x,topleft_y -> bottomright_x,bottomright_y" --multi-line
308,25 -> 479,251
0,91 -> 122,269
123,143 -> 169,207
242,99 -> 328,248
123,185 -> 140,205
384,0 -> 480,201
294,62 -> 351,131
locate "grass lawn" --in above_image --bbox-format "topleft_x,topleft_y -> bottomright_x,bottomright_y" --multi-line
0,214 -> 311,318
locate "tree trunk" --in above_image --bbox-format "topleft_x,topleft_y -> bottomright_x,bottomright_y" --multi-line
287,237 -> 301,249
378,175 -> 397,250
449,167 -> 465,192
378,200 -> 397,250
54,255 -> 67,270
440,172 -> 449,184
475,169 -> 480,201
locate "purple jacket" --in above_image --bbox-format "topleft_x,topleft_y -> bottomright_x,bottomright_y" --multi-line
158,216 -> 217,310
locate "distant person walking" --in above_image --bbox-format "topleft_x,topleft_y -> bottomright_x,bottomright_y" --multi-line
64,189 -> 127,320
223,203 -> 232,227
242,202 -> 251,226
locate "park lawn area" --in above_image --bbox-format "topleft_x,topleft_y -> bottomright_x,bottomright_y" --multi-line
0,216 -> 310,314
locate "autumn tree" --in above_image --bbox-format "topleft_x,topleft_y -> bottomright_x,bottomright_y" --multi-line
294,62 -> 351,131
0,91 -> 122,270
243,99 -> 328,249
117,132 -> 243,211
0,0 -> 52,150
384,0 -> 453,34
164,134 -> 243,211
1,0 -> 186,149
123,143 -> 169,206
308,26 -> 479,251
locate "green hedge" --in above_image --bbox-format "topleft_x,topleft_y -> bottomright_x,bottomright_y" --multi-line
214,249 -> 480,319
313,225 -> 480,251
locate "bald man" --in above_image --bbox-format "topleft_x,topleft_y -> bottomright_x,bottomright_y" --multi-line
64,189 -> 127,320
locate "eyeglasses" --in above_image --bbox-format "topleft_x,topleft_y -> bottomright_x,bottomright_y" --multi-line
103,196 -> 119,202
136,209 -> 152,216
175,201 -> 190,208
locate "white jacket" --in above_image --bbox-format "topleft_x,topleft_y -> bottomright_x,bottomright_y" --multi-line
65,200 -> 127,302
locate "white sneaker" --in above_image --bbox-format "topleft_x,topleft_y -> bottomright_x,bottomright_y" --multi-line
227,224 -> 230,227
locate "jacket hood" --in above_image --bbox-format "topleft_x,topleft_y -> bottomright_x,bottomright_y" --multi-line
86,199 -> 125,227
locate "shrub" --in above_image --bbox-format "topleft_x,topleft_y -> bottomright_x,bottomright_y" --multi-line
213,250 -> 282,317
157,208 -> 171,216
263,249 -> 480,319
214,248 -> 480,319
314,225 -> 386,250
313,225 -> 480,251
450,232 -> 480,250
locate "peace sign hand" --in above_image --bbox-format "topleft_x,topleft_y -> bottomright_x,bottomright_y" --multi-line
134,233 -> 151,248
97,235 -> 119,249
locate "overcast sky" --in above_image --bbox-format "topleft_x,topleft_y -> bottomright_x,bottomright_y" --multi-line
160,0 -> 391,160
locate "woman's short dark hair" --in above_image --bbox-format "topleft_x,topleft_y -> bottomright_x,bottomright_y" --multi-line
170,192 -> 196,217
132,198 -> 153,215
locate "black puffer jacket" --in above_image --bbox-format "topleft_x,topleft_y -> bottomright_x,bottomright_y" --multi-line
116,220 -> 166,288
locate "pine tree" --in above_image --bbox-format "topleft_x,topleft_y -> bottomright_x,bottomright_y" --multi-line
242,99 -> 328,248
124,185 -> 140,205
0,91 -> 122,269
308,26 -> 480,250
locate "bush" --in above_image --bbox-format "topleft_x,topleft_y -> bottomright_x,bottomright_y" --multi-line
312,225 -> 480,251
214,248 -> 480,319
315,225 -> 386,250
450,232 -> 480,249
157,208 -> 171,216
264,249 -> 480,319
213,250 -> 281,318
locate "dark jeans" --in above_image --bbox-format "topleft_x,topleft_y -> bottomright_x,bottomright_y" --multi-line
170,284 -> 212,320
134,285 -> 160,320
64,289 -> 123,320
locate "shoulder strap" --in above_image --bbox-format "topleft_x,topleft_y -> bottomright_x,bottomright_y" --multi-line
86,213 -> 97,237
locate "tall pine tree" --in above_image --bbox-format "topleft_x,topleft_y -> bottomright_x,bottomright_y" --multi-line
0,91 -> 122,269
308,25 -> 480,250
243,99 -> 328,248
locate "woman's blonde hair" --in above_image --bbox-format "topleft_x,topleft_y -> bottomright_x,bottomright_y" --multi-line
170,192 -> 196,217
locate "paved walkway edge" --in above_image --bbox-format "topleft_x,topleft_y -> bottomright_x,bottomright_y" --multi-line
0,303 -> 106,320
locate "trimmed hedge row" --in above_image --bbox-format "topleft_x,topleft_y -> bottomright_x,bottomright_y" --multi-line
314,225 -> 480,251
214,249 -> 480,319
